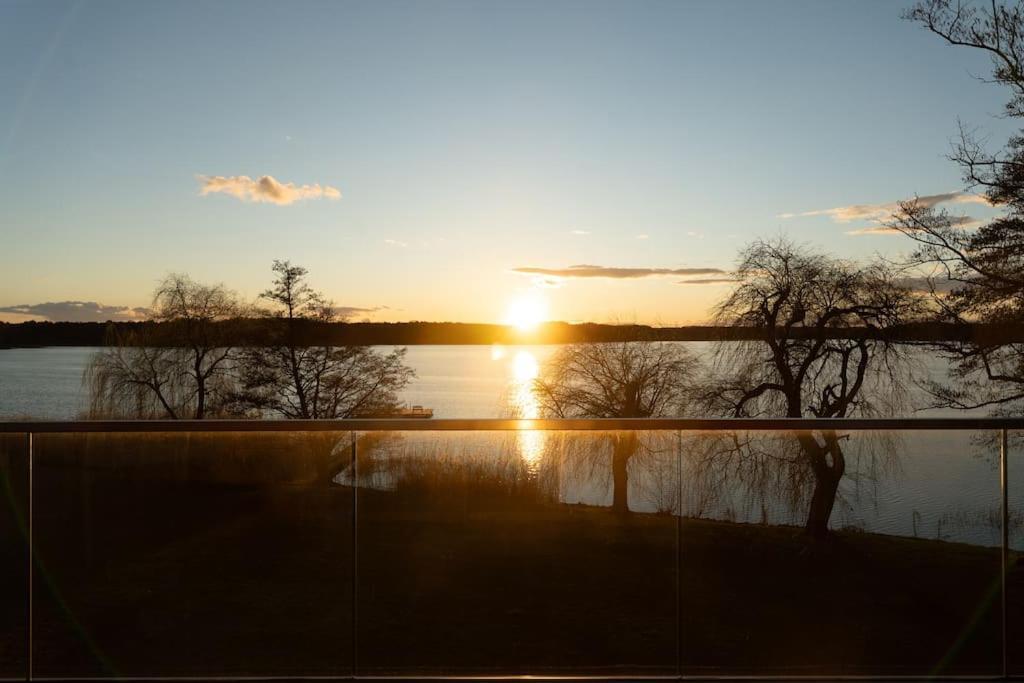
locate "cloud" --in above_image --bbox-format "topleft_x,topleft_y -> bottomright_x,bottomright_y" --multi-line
0,301 -> 152,322
635,234 -> 650,240
846,214 -> 981,235
780,192 -> 990,225
198,174 -> 341,205
513,264 -> 728,280
384,238 -> 408,247
570,230 -> 591,235
676,277 -> 740,285
897,277 -> 959,294
0,301 -> 390,323
332,305 -> 389,320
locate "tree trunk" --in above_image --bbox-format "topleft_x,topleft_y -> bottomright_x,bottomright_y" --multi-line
611,433 -> 637,514
805,467 -> 841,538
195,375 -> 205,419
803,433 -> 845,539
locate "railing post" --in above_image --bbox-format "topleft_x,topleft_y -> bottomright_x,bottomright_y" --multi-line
27,430 -> 33,682
676,428 -> 683,681
351,429 -> 358,679
1001,427 -> 1009,679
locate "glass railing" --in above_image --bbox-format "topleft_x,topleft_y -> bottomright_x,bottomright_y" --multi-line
0,418 -> 1020,679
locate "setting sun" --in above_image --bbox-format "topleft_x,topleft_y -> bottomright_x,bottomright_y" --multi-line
504,294 -> 548,332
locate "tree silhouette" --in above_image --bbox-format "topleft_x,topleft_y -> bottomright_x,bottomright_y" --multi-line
533,340 -> 698,513
702,238 -> 919,538
893,0 -> 1024,412
233,260 -> 414,420
85,274 -> 242,419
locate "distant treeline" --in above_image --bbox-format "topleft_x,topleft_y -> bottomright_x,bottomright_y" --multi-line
3,319 -> 1024,348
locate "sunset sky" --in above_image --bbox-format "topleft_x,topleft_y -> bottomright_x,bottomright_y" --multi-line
0,0 -> 1010,325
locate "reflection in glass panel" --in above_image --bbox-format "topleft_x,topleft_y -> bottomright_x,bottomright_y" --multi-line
354,430 -> 679,676
0,433 -> 28,679
1010,431 -> 1023,676
31,431 -> 354,679
680,429 -> 1002,676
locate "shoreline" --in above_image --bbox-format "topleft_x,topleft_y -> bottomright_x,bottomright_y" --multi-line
4,319 -> 1024,348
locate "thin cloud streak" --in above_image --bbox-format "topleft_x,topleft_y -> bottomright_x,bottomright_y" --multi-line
333,305 -> 390,320
0,301 -> 390,323
847,214 -> 981,235
198,174 -> 341,205
0,301 -> 153,322
779,191 -> 990,224
513,265 -> 728,279
897,277 -> 958,294
676,277 -> 740,285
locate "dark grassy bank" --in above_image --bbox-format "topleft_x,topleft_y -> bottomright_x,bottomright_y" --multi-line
0,433 -> 1020,678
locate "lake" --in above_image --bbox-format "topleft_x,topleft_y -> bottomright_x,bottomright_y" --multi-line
0,344 -> 1021,549
0,344 -> 563,420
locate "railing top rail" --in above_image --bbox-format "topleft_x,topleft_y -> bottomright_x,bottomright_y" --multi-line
1,417 -> 1024,432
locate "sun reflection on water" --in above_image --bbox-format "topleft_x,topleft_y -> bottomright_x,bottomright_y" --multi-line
509,349 -> 544,470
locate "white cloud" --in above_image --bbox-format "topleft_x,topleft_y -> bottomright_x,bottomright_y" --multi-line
635,234 -> 650,240
384,239 -> 408,247
198,174 -> 341,205
570,230 -> 591,235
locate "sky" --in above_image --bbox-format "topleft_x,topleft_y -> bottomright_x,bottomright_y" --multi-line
0,0 -> 1013,325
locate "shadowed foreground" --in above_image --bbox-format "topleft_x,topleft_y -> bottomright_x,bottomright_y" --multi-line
0,433 -> 1019,678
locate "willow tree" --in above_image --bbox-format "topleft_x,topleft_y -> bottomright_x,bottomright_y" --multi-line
85,274 -> 242,419
703,238 -> 920,538
533,340 -> 698,513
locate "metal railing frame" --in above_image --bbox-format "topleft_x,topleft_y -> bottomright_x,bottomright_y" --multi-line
0,417 -> 1019,681
4,416 -> 1024,432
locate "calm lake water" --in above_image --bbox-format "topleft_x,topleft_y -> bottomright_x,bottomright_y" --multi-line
0,344 -> 562,420
1,344 -> 1021,549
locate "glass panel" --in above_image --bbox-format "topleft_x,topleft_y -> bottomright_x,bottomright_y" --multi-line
0,433 -> 29,679
354,430 -> 679,676
1010,430 -> 1024,676
680,429 -> 1002,676
31,431 -> 354,678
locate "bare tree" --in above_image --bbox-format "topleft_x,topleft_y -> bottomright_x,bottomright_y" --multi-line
234,260 -> 414,420
533,340 -> 698,513
86,274 -> 242,419
906,1 -> 1024,118
702,238 -> 920,538
890,0 -> 1024,413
